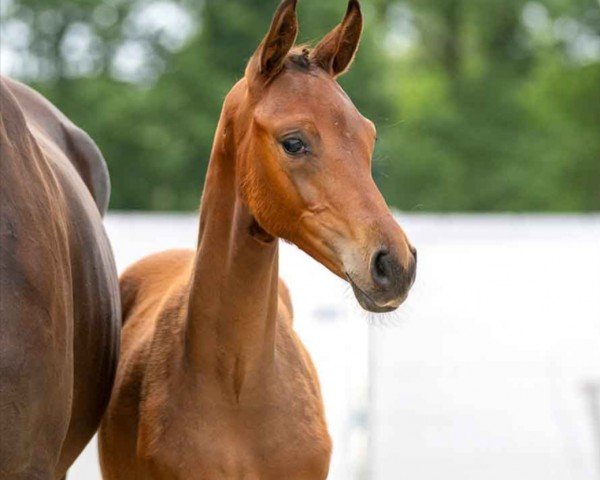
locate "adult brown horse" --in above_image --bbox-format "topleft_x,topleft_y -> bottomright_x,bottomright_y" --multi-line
99,1 -> 416,478
0,76 -> 120,479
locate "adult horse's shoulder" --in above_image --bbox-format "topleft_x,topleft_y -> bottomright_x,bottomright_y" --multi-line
1,75 -> 111,216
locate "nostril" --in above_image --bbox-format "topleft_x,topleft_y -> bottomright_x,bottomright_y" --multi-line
372,249 -> 392,288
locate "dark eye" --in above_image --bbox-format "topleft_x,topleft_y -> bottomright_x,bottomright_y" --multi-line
282,137 -> 307,155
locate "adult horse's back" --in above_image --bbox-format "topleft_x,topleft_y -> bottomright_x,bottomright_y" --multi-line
0,76 -> 120,479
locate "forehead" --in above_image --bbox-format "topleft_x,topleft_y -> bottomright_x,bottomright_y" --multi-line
254,67 -> 374,135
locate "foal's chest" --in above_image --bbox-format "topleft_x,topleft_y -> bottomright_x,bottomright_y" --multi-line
153,376 -> 331,480
155,403 -> 330,480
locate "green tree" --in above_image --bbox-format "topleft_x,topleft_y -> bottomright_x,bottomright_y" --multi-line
2,0 -> 598,211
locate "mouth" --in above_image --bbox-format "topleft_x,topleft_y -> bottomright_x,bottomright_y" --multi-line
346,274 -> 400,313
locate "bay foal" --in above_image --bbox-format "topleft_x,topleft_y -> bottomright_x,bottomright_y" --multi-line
99,1 -> 416,478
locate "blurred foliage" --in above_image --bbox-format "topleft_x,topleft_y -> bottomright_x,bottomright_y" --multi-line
2,0 -> 599,211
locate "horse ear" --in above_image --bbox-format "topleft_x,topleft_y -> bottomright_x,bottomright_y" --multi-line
311,0 -> 363,78
251,0 -> 298,80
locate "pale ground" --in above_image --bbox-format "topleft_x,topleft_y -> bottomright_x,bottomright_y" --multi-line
70,214 -> 600,480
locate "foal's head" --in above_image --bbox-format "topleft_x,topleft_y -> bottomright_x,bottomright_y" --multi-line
224,0 -> 416,312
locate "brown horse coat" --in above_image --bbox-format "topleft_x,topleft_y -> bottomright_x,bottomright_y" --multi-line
0,76 -> 120,479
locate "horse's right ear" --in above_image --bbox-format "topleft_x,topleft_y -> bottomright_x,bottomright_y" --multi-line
247,0 -> 298,83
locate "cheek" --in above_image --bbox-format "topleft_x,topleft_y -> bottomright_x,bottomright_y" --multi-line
244,154 -> 304,237
291,171 -> 323,208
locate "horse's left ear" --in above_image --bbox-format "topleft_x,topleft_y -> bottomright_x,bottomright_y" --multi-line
248,0 -> 299,82
311,0 -> 363,78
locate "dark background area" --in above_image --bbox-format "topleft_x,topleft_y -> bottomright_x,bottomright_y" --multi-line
1,0 -> 599,211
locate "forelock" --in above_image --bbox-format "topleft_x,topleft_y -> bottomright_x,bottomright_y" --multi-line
285,46 -> 313,72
